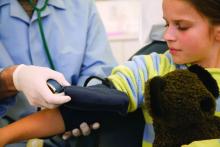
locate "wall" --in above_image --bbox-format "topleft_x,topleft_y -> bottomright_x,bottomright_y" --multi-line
96,0 -> 141,64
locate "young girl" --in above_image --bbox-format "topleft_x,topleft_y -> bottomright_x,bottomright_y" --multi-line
1,0 -> 220,146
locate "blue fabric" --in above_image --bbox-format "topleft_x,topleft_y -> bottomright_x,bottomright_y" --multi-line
0,0 -> 117,118
0,41 -> 16,117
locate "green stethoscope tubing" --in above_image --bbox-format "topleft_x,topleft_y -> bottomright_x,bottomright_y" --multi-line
28,0 -> 55,70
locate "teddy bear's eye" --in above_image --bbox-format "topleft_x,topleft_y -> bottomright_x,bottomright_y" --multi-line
200,97 -> 214,112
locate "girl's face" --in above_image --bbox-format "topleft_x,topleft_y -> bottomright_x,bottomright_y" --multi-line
163,0 -> 219,66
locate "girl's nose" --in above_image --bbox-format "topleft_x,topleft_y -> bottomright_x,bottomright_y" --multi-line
163,26 -> 176,42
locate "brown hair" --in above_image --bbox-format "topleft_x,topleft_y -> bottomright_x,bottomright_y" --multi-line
184,0 -> 220,25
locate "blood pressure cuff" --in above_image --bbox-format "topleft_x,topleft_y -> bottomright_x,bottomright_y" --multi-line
58,84 -> 129,131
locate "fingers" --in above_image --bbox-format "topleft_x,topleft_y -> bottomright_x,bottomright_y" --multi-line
42,103 -> 60,109
41,87 -> 71,106
47,94 -> 71,105
30,97 -> 58,109
62,129 -> 82,140
42,70 -> 71,105
80,122 -> 91,136
62,122 -> 101,140
62,131 -> 72,140
72,129 -> 81,137
71,122 -> 100,137
91,122 -> 100,130
47,70 -> 71,86
76,122 -> 100,136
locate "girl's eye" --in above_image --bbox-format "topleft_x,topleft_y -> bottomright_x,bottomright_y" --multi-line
177,24 -> 189,31
178,26 -> 188,31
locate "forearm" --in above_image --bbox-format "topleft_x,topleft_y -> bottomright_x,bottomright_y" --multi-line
0,108 -> 65,145
0,65 -> 18,99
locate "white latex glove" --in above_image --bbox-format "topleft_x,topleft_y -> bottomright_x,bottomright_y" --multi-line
62,122 -> 100,139
13,64 -> 71,108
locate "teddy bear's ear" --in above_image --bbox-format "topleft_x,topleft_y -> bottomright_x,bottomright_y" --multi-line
148,76 -> 166,117
188,64 -> 219,98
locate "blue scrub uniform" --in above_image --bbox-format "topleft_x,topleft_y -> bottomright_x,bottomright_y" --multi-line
0,0 -> 116,145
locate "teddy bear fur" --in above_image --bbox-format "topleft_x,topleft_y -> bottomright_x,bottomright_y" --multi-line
144,65 -> 220,147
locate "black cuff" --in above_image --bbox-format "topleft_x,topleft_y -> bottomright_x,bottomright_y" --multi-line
63,84 -> 129,115
59,84 -> 129,131
59,106 -> 120,131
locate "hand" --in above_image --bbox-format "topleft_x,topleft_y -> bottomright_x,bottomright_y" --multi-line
62,122 -> 100,139
13,64 -> 71,108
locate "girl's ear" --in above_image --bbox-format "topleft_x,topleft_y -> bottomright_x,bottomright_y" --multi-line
214,26 -> 220,41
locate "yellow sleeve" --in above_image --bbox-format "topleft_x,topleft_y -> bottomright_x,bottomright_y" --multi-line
182,139 -> 220,147
108,53 -> 176,112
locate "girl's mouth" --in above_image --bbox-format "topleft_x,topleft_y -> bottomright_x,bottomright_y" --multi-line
169,48 -> 181,55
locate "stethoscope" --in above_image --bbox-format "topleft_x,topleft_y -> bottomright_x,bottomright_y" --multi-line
27,1 -> 98,93
28,0 -> 55,70
28,0 -> 61,93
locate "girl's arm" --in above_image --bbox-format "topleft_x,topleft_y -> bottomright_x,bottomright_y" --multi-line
0,108 -> 65,146
0,83 -> 129,146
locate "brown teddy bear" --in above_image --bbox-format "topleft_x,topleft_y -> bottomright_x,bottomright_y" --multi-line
144,65 -> 220,147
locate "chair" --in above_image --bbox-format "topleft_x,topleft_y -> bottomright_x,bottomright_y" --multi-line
129,40 -> 168,59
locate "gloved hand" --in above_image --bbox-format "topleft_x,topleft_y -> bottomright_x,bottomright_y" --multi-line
13,64 -> 71,108
62,122 -> 100,139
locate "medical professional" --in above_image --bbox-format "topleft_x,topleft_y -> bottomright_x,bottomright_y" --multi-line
139,0 -> 165,46
0,0 -> 116,146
